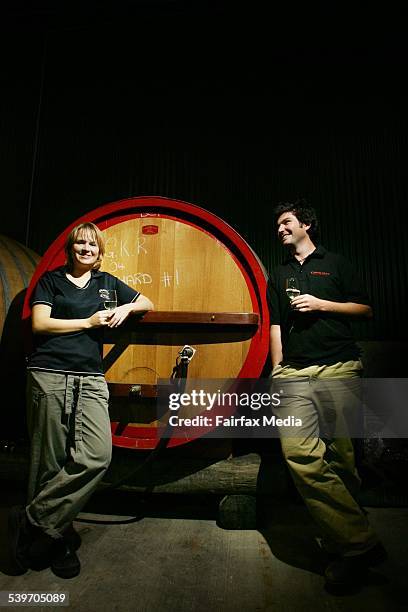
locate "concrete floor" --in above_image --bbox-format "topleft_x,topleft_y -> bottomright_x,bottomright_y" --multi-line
0,484 -> 407,612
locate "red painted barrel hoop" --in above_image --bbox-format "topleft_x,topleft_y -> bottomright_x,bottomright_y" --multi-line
23,196 -> 270,449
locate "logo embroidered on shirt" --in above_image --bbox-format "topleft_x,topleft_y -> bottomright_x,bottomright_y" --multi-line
310,271 -> 331,276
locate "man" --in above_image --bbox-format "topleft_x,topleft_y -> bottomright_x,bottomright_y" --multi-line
267,199 -> 386,591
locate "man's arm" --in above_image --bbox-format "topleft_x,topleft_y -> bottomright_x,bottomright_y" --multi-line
290,295 -> 372,318
270,324 -> 283,367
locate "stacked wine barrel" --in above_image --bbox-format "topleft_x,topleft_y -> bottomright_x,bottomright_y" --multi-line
0,235 -> 40,438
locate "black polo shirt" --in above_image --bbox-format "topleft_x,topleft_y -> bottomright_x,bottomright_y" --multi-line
27,267 -> 140,375
267,245 -> 370,367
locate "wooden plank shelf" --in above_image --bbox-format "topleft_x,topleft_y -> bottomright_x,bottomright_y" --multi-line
104,311 -> 259,346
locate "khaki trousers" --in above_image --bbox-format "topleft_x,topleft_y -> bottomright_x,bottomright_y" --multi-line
272,360 -> 378,556
26,370 -> 112,539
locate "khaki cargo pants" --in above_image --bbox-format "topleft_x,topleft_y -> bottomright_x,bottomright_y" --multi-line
25,370 -> 112,539
272,360 -> 378,556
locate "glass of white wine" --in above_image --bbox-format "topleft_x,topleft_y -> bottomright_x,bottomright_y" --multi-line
285,277 -> 300,302
101,289 -> 117,311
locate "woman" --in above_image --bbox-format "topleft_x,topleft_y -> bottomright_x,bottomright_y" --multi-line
9,222 -> 153,578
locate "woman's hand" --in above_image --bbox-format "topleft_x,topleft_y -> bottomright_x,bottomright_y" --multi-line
88,310 -> 112,328
106,296 -> 154,328
106,303 -> 135,328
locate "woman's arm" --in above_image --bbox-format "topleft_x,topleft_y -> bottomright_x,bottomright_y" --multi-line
130,294 -> 154,312
32,304 -> 111,334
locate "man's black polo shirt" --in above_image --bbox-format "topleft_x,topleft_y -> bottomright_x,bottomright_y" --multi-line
267,245 -> 370,367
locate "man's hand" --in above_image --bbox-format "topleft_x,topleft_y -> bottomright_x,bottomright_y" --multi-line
290,293 -> 323,312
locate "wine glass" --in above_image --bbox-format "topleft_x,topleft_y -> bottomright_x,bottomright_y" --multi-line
285,277 -> 300,302
100,289 -> 117,310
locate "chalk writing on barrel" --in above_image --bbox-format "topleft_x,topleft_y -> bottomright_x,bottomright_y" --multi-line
121,273 -> 153,285
161,270 -> 180,287
104,236 -> 148,258
116,270 -> 181,287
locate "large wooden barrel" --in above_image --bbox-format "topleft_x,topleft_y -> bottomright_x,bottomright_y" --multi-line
23,197 -> 270,449
0,235 -> 41,436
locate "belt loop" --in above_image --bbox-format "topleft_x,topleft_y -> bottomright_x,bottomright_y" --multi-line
64,375 -> 75,415
74,376 -> 84,442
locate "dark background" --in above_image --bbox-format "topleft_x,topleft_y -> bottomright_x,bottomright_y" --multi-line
1,0 -> 407,341
1,1 -> 408,511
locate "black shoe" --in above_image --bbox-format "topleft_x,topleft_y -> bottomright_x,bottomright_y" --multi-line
29,533 -> 61,571
325,543 -> 387,592
28,524 -> 81,572
8,506 -> 36,573
29,527 -> 81,572
51,543 -> 81,579
63,524 -> 81,551
315,537 -> 339,560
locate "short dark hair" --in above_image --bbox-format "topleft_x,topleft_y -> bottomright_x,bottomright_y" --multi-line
273,198 -> 319,241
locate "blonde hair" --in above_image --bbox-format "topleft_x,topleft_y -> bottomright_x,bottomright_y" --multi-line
65,222 -> 105,272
